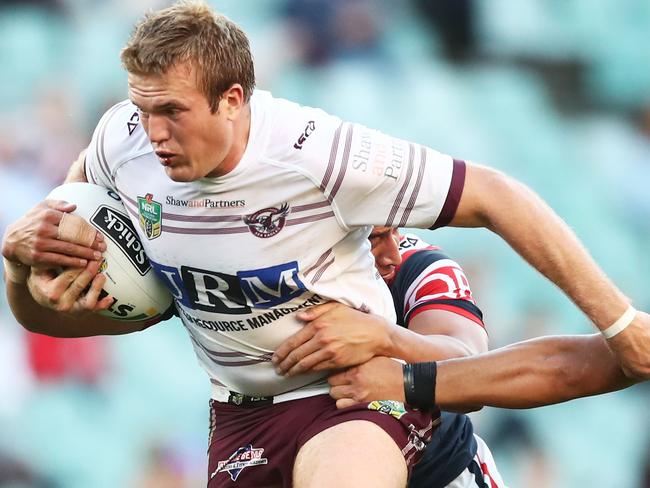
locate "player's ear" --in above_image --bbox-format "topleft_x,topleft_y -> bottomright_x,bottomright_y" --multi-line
221,84 -> 245,120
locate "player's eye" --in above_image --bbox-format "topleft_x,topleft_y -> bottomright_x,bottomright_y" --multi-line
163,107 -> 182,118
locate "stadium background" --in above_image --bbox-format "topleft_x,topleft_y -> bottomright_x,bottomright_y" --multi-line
1,0 -> 650,486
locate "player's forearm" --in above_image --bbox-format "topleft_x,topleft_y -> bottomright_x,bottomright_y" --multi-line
5,280 -> 150,338
453,165 -> 628,331
434,334 -> 634,410
385,326 -> 476,362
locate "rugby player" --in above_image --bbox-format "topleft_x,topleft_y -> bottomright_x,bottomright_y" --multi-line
3,2 -> 649,486
366,228 -> 507,488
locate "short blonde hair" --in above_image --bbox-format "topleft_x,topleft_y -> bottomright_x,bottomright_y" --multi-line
121,1 -> 255,111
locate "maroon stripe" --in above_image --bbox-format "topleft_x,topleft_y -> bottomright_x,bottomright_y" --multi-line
403,421 -> 436,462
121,193 -> 136,206
203,350 -> 255,358
127,201 -> 333,235
328,124 -> 354,200
85,159 -> 97,185
285,211 -> 335,226
304,249 -> 332,276
190,337 -> 269,366
386,143 -> 415,226
159,215 -> 334,234
311,256 -> 335,284
215,358 -> 268,366
320,123 -> 344,196
95,103 -> 118,182
162,213 -> 241,223
127,200 -> 243,235
123,201 -> 138,220
162,225 -> 250,235
161,211 -> 333,234
430,159 -> 466,229
398,145 -> 426,227
210,357 -> 267,366
208,356 -> 267,366
126,196 -> 333,234
126,198 -> 328,223
94,105 -> 119,184
161,204 -> 329,223
292,200 -> 330,212
97,101 -> 131,184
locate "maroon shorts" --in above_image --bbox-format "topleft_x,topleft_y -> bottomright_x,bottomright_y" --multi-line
207,394 -> 436,487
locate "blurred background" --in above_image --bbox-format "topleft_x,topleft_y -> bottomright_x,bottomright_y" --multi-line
1,0 -> 650,486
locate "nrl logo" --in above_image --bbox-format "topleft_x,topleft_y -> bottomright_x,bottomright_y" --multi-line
243,203 -> 290,238
368,400 -> 407,420
137,193 -> 162,240
212,444 -> 268,481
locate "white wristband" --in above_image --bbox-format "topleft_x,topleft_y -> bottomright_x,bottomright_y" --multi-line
601,305 -> 637,339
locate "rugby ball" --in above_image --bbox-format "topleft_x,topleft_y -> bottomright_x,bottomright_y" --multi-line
47,182 -> 173,322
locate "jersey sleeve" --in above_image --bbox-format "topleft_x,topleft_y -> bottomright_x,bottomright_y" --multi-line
84,100 -> 151,191
264,98 -> 465,230
306,122 -> 466,230
394,249 -> 484,328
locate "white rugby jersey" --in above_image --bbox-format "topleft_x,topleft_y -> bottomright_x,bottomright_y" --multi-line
84,90 -> 466,398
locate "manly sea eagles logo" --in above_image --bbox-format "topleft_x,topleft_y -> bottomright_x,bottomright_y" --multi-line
243,203 -> 290,238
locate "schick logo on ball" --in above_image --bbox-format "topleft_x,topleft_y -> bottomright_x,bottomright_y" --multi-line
91,206 -> 151,276
138,193 -> 162,240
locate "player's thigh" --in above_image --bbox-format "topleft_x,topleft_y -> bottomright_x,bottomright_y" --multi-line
293,419 -> 408,488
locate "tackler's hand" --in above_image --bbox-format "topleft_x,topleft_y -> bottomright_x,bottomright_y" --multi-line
328,357 -> 405,409
606,310 -> 650,380
272,302 -> 392,376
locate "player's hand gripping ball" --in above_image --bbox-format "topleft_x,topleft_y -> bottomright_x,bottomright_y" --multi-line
47,182 -> 173,322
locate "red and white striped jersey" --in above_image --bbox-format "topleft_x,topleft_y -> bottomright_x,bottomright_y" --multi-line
388,233 -> 484,328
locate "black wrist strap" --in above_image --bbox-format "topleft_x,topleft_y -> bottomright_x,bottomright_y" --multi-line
402,362 -> 437,411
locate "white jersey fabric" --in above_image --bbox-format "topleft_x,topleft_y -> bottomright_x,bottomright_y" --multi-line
84,90 -> 465,398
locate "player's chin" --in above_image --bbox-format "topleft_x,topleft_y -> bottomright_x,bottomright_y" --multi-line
380,269 -> 395,281
164,165 -> 195,182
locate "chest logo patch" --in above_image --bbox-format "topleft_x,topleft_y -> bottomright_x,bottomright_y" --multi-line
138,193 -> 163,240
243,203 -> 290,238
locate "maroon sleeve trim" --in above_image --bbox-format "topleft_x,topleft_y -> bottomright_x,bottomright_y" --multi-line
430,158 -> 466,230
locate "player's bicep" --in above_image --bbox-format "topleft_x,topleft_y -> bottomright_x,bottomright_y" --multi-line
408,309 -> 488,355
450,162 -> 520,228
64,148 -> 90,184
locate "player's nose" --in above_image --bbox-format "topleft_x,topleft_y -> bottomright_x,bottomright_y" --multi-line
378,237 -> 401,266
147,115 -> 171,145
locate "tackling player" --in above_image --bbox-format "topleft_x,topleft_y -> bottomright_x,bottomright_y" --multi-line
296,227 -> 505,488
